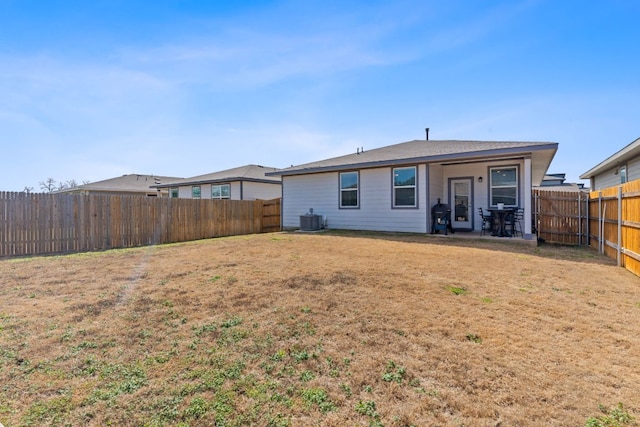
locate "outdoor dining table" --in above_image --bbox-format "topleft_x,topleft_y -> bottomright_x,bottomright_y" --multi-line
487,207 -> 516,237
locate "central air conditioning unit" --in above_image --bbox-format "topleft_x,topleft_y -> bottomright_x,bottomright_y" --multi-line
299,213 -> 322,231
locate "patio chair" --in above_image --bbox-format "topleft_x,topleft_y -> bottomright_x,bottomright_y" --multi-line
478,207 -> 493,236
506,208 -> 524,237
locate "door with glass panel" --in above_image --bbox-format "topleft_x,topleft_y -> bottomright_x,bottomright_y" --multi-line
450,178 -> 472,230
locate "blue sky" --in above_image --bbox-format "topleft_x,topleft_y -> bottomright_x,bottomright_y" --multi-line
1,0 -> 638,192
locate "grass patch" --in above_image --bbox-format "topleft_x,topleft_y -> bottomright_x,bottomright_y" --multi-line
447,285 -> 467,295
466,333 -> 483,344
585,403 -> 636,427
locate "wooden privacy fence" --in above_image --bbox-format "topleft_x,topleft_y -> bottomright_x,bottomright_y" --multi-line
533,189 -> 588,245
0,192 -> 281,257
587,179 -> 640,277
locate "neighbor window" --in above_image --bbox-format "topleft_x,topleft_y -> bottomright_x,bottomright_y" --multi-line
490,166 -> 518,207
212,184 -> 231,199
339,171 -> 359,208
619,165 -> 628,184
393,166 -> 417,207
192,186 -> 201,199
170,188 -> 178,198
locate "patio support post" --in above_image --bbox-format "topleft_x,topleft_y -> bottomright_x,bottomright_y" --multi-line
523,157 -> 532,238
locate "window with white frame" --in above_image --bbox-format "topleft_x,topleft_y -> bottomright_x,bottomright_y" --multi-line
619,165 -> 628,184
393,166 -> 417,207
339,171 -> 359,208
490,166 -> 518,206
170,188 -> 178,198
212,184 -> 231,199
192,186 -> 201,199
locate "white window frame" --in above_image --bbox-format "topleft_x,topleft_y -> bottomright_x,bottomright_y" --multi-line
192,186 -> 201,199
339,171 -> 359,208
619,165 -> 628,184
170,188 -> 178,198
489,166 -> 518,207
212,184 -> 231,199
393,166 -> 417,208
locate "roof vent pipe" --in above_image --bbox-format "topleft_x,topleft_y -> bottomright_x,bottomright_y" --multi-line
425,128 -> 430,140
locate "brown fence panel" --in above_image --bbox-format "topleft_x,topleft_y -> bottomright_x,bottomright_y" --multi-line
533,189 -> 588,245
587,179 -> 640,277
261,198 -> 282,233
622,180 -> 640,276
0,193 -> 281,257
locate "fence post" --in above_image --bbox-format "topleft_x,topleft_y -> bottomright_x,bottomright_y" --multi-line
598,192 -> 603,253
533,191 -> 538,239
617,186 -> 622,267
577,191 -> 582,246
584,192 -> 589,247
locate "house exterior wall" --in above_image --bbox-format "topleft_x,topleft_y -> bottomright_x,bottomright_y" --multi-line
593,170 -> 623,190
281,165 -> 429,233
282,159 -> 528,234
428,164 -> 444,207
590,157 -> 640,190
427,159 -> 524,231
630,157 -> 640,182
242,181 -> 281,200
174,181 -> 279,200
178,186 -> 192,198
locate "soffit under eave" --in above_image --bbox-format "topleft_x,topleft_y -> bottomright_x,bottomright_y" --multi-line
529,147 -> 557,185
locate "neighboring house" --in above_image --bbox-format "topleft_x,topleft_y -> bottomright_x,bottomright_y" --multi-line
533,173 -> 586,192
580,137 -> 640,190
539,173 -> 567,187
153,164 -> 281,200
267,139 -> 558,240
55,174 -> 182,197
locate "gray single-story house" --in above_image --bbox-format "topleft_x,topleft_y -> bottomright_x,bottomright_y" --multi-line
55,174 -> 183,197
267,139 -> 558,240
153,164 -> 281,200
580,137 -> 640,190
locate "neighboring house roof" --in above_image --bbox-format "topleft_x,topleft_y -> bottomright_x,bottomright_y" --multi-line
580,137 -> 640,179
533,182 -> 586,192
268,139 -> 558,185
153,164 -> 281,188
533,173 -> 587,191
541,173 -> 566,184
56,174 -> 183,194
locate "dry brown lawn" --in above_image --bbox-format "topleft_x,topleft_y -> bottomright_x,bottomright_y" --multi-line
0,231 -> 638,426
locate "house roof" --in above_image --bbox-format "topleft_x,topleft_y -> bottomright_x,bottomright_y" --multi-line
579,137 -> 640,179
268,139 -> 558,184
56,174 -> 183,194
153,164 -> 281,188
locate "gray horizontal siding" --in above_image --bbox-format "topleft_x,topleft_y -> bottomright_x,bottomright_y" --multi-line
629,157 -> 640,182
282,167 -> 428,233
242,182 -> 281,200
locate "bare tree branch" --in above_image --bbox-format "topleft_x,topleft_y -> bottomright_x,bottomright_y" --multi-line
39,178 -> 57,193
